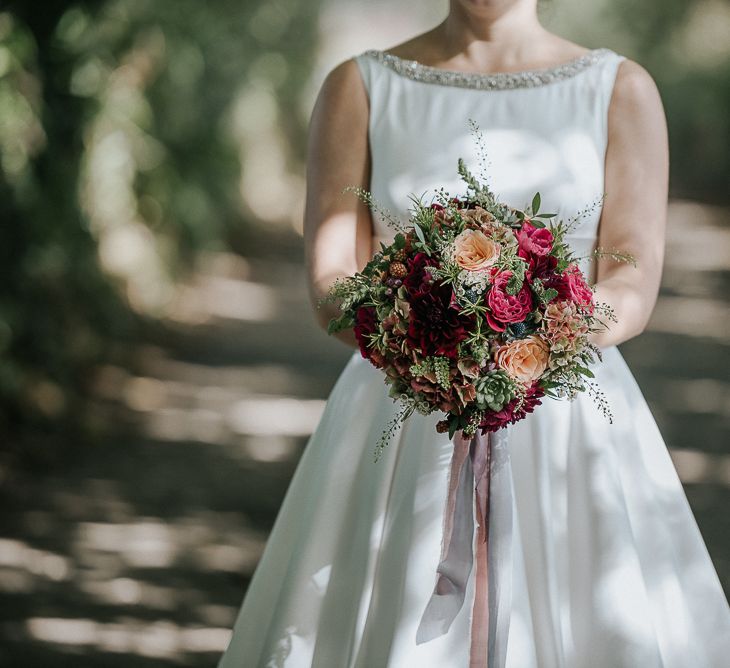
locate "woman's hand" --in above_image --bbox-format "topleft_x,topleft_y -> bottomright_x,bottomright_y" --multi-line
303,58 -> 373,350
591,59 -> 669,349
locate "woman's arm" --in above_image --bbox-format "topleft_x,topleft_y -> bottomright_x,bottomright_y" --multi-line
303,58 -> 373,349
590,59 -> 669,348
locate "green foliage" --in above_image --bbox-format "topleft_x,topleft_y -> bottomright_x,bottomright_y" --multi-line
505,259 -> 527,295
0,0 -> 321,445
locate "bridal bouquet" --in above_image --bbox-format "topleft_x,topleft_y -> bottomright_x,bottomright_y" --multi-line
323,144 -> 632,460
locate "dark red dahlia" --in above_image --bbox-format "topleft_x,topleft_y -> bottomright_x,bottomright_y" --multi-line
406,282 -> 473,359
403,252 -> 439,295
353,305 -> 383,366
478,382 -> 545,433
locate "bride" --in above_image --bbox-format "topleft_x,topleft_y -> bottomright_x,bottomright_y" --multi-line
219,1 -> 730,666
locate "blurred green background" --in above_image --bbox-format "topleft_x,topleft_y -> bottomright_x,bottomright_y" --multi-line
0,0 -> 728,665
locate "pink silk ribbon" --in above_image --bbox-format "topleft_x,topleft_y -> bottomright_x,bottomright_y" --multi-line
415,427 -> 513,667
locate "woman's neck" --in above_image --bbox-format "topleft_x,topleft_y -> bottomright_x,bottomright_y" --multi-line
434,1 -> 551,69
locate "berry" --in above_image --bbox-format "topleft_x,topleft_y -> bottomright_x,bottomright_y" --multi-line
389,261 -> 408,278
464,288 -> 480,303
510,321 -> 527,337
393,249 -> 407,262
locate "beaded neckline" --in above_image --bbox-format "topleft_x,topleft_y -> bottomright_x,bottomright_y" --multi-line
362,48 -> 611,91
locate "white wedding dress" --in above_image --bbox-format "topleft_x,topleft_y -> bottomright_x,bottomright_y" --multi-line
218,47 -> 730,667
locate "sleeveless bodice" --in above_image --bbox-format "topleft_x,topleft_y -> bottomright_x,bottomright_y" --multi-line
353,48 -> 626,283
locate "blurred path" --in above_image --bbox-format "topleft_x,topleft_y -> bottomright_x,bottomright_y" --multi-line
0,201 -> 728,666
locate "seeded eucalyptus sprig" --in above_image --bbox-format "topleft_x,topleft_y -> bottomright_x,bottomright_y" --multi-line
592,247 -> 637,267
373,403 -> 415,463
342,185 -> 407,233
457,158 -> 497,210
564,193 -> 606,233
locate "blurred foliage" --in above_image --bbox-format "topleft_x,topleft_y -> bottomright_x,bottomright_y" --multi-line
612,0 -> 730,200
0,0 -> 320,454
542,0 -> 730,201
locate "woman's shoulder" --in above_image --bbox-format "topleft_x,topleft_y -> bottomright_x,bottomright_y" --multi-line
607,54 -> 662,125
315,56 -> 369,106
606,56 -> 666,152
612,57 -> 659,93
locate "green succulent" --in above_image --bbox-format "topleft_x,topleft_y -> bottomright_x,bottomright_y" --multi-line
474,370 -> 517,412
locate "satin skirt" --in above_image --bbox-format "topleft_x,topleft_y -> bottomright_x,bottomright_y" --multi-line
218,345 -> 730,667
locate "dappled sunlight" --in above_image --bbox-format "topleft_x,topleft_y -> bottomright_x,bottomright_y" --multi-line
171,276 -> 278,324
80,30 -> 173,315
77,521 -> 178,569
665,201 -> 730,273
110,376 -> 324,445
79,577 -> 177,609
230,83 -> 305,233
25,617 -> 231,657
0,539 -> 71,584
647,296 -> 729,341
242,436 -> 301,463
144,407 -> 228,445
227,396 -> 325,437
670,450 -> 730,486
654,378 -> 730,416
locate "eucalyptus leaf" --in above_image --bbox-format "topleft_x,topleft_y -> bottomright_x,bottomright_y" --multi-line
413,223 -> 427,247
531,192 -> 541,214
576,365 -> 595,379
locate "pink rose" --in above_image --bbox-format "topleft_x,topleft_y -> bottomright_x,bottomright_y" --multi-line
517,221 -> 553,258
551,263 -> 594,313
486,269 -> 534,332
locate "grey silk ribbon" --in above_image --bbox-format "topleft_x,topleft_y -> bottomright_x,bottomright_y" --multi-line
415,427 -> 513,668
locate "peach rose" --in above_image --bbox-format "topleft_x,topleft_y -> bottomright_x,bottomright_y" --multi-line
453,229 -> 500,272
495,335 -> 550,384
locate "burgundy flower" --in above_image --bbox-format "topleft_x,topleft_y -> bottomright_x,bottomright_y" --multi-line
479,382 -> 545,433
486,269 -> 534,332
517,221 -> 554,259
548,263 -> 594,313
404,252 -> 439,295
407,282 -> 473,359
354,305 -> 384,367
525,252 -> 558,281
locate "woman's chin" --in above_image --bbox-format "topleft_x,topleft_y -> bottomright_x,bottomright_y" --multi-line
455,0 -> 525,17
